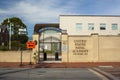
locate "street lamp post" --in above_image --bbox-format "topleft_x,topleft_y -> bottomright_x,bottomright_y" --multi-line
20,47 -> 23,66
8,19 -> 11,50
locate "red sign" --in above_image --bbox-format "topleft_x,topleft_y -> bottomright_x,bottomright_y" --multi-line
26,41 -> 35,49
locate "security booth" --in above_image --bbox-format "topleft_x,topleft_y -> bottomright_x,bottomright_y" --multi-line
33,24 -> 62,62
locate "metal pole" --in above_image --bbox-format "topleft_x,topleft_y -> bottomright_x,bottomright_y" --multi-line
43,31 -> 44,53
51,36 -> 52,60
20,47 -> 23,66
9,23 -> 11,50
43,31 -> 44,60
8,19 -> 11,50
29,48 -> 32,65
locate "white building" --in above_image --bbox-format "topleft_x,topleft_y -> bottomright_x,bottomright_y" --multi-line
18,28 -> 27,35
60,15 -> 120,35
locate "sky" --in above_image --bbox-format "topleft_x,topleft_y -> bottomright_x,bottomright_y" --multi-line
0,0 -> 120,37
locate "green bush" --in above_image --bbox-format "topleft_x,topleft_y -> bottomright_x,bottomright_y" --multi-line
0,46 -> 9,51
19,44 -> 27,50
11,41 -> 20,50
0,42 -> 27,51
40,50 -> 54,54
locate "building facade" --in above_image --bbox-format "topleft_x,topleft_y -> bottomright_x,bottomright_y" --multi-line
60,15 -> 120,62
31,15 -> 120,63
0,25 -> 9,46
60,15 -> 120,35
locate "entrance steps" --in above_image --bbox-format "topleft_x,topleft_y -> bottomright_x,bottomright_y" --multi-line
40,61 -> 62,63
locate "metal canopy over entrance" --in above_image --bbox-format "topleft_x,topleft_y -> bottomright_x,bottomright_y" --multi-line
39,27 -> 62,33
35,24 -> 62,62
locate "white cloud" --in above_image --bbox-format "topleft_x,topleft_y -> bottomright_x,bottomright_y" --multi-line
0,0 -> 79,24
18,0 -> 78,23
0,9 -> 8,13
1,0 -> 120,36
1,0 -> 120,24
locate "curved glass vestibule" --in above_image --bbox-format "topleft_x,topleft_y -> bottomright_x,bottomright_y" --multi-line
39,27 -> 62,62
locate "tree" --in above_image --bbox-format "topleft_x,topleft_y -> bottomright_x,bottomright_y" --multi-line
1,17 -> 27,36
1,17 -> 28,50
18,34 -> 28,44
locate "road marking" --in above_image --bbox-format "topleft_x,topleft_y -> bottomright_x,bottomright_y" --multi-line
89,68 -> 109,80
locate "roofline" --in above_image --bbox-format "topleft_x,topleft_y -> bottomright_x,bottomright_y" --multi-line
35,23 -> 59,25
34,23 -> 59,34
60,15 -> 120,17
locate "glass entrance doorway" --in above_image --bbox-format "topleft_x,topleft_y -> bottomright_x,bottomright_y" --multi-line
39,27 -> 61,62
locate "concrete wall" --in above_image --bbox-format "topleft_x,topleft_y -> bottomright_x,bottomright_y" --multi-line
0,50 -> 32,62
1,34 -> 120,63
99,36 -> 120,62
61,33 -> 68,62
62,33 -> 120,62
33,34 -> 39,53
0,34 -> 39,63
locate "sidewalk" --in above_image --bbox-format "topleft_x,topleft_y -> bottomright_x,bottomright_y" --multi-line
0,62 -> 120,68
0,62 -> 35,68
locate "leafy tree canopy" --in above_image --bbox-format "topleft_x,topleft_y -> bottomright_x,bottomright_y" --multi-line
0,17 -> 28,50
1,17 -> 27,35
1,17 -> 26,28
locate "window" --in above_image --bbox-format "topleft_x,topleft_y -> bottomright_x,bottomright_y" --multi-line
88,23 -> 94,30
76,23 -> 82,30
100,23 -> 106,30
112,24 -> 118,30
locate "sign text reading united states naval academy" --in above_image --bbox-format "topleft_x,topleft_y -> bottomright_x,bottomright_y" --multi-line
72,40 -> 88,55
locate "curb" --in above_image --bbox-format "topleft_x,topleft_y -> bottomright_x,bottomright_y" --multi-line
92,68 -> 119,80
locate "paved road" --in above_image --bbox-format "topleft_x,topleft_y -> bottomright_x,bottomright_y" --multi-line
0,68 -> 108,80
97,67 -> 120,80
